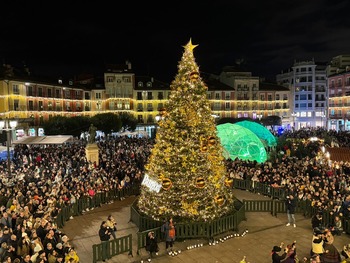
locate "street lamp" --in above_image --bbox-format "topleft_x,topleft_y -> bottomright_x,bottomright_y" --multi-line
321,113 -> 326,129
291,112 -> 297,130
0,119 -> 18,178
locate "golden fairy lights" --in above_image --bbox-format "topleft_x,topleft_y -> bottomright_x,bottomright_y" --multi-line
137,39 -> 235,221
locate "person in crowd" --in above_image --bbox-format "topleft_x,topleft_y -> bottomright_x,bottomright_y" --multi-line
54,243 -> 63,258
16,236 -> 31,259
161,217 -> 176,255
341,204 -> 350,220
47,249 -> 59,263
286,194 -> 297,228
283,241 -> 297,263
43,243 -> 54,260
54,253 -> 64,263
330,215 -> 343,236
64,247 -> 79,263
105,215 -> 117,240
322,230 -> 341,263
341,244 -> 350,262
20,253 -> 32,263
310,253 -> 322,263
311,228 -> 327,258
311,212 -> 323,230
1,244 -> 16,262
145,231 -> 159,259
98,221 -> 111,262
35,250 -> 47,263
271,242 -> 287,263
0,212 -> 12,230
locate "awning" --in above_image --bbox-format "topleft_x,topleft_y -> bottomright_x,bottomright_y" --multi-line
12,135 -> 74,145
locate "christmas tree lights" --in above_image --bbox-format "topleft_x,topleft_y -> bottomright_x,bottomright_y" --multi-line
137,39 -> 235,222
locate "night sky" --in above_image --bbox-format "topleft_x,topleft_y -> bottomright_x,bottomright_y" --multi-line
1,0 -> 350,83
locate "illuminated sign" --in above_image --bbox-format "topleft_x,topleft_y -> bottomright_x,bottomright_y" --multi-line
141,174 -> 162,193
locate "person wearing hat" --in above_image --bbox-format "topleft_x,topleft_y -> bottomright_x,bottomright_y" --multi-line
272,242 -> 287,263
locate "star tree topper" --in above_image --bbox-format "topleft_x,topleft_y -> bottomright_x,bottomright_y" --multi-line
183,38 -> 198,54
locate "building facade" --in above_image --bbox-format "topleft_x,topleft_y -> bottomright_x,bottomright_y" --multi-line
327,71 -> 350,131
0,63 -> 293,138
276,60 -> 327,129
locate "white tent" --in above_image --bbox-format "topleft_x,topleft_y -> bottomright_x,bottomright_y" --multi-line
12,135 -> 74,145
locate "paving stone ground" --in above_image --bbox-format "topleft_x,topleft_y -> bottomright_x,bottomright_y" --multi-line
62,189 -> 350,263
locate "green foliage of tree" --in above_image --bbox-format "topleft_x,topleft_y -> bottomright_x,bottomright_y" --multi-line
91,113 -> 122,135
42,116 -> 91,136
119,112 -> 138,131
66,116 -> 91,137
261,115 -> 281,130
42,116 -> 69,135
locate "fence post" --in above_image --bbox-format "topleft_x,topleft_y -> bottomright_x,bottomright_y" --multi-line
272,199 -> 276,217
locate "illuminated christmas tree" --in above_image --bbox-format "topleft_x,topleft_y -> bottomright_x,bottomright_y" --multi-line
137,39 -> 235,222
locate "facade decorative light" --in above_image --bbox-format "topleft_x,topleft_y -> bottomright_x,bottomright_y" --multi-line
0,119 -> 18,178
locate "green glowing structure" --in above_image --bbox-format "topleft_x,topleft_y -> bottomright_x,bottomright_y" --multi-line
216,123 -> 267,163
235,120 -> 277,147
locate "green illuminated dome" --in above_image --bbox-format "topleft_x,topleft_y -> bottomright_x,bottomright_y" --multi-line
235,120 -> 277,147
216,123 -> 267,163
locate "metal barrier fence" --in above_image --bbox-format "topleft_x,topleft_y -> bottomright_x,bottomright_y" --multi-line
135,200 -> 246,255
92,234 -> 133,263
54,184 -> 140,229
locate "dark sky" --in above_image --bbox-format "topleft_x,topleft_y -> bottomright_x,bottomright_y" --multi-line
1,0 -> 350,83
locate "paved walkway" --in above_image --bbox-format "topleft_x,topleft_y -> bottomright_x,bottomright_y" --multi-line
62,189 -> 350,263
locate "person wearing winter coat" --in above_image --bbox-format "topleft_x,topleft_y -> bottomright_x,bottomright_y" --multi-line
161,217 -> 176,254
98,221 -> 111,262
145,231 -> 159,258
271,243 -> 287,263
286,195 -> 297,227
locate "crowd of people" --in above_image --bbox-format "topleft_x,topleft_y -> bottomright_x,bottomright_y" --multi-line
0,127 -> 348,262
0,136 -> 153,262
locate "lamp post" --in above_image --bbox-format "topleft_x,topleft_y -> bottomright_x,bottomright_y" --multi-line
0,119 -> 18,178
291,112 -> 297,130
321,113 -> 326,129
